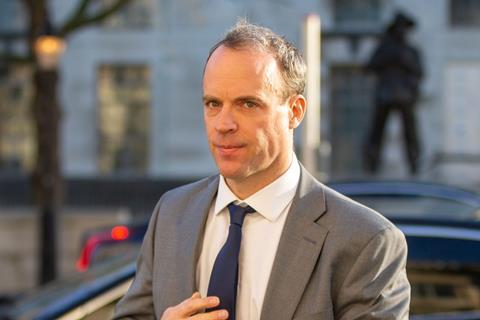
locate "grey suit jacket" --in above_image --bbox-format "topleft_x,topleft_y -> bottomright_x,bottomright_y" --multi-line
114,166 -> 410,319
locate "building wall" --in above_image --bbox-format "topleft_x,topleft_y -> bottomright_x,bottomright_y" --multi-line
2,0 -> 480,187
57,0 -> 323,178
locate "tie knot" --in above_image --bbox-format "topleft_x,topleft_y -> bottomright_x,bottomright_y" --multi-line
227,203 -> 255,227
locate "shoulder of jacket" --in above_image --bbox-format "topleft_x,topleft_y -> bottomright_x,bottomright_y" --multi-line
321,184 -> 398,237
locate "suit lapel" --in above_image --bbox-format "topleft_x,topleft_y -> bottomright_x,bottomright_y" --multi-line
177,175 -> 219,296
260,167 -> 328,320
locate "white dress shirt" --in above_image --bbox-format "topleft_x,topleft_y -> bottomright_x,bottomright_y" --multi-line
196,155 -> 300,320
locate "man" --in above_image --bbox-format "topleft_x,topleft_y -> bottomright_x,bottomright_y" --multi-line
364,12 -> 423,175
114,21 -> 410,320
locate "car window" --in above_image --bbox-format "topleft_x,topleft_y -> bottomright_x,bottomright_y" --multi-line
91,242 -> 141,267
408,266 -> 480,314
351,195 -> 480,221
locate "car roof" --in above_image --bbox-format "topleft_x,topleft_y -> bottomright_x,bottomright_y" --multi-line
328,180 -> 480,207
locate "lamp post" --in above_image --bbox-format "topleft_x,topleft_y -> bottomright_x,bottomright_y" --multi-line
301,14 -> 322,179
32,30 -> 65,284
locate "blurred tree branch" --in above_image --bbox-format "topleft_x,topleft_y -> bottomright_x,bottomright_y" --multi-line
3,0 -> 132,66
60,0 -> 132,36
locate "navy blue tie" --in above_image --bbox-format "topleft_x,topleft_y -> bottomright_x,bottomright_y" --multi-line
206,203 -> 255,319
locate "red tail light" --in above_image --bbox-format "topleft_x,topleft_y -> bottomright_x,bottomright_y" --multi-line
76,225 -> 131,271
76,235 -> 105,272
111,226 -> 129,240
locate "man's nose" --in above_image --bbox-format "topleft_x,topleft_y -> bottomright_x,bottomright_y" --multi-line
215,105 -> 238,133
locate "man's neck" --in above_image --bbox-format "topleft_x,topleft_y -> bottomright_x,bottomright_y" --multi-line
225,153 -> 293,200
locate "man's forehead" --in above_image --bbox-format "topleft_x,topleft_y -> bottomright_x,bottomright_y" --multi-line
203,45 -> 285,99
208,45 -> 275,67
205,46 -> 279,81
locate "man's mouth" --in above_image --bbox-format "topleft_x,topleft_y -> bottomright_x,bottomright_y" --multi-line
214,144 -> 245,155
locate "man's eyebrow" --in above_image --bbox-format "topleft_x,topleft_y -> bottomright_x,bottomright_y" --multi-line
203,95 -> 219,102
233,96 -> 264,104
203,95 -> 266,105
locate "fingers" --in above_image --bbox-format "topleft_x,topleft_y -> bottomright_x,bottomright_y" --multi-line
161,292 -> 228,320
178,294 -> 219,315
191,292 -> 202,299
191,309 -> 229,320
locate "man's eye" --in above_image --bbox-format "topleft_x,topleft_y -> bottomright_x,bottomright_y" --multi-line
244,101 -> 257,109
206,101 -> 221,108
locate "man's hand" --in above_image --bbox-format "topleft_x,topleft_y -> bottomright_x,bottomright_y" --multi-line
161,292 -> 229,319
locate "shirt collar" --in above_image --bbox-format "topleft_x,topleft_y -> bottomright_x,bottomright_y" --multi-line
214,153 -> 301,222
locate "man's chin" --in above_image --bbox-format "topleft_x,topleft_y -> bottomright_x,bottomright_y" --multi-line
219,170 -> 244,180
217,166 -> 247,180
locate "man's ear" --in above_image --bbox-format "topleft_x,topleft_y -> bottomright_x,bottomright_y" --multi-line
288,94 -> 307,129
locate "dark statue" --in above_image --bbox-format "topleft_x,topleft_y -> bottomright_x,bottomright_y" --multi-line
364,12 -> 423,175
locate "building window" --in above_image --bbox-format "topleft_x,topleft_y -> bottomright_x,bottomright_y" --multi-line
450,0 -> 480,27
0,0 -> 26,32
329,65 -> 375,178
97,0 -> 153,29
97,65 -> 151,175
333,0 -> 382,29
0,66 -> 35,173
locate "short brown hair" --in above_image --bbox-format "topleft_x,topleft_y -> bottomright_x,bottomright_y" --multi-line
205,19 -> 306,99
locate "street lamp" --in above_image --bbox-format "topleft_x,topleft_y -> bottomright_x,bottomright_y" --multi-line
34,35 -> 65,70
32,29 -> 65,284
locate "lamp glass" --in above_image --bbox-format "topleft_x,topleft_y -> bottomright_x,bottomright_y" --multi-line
34,35 -> 66,70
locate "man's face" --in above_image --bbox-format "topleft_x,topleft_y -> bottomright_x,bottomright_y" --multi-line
203,45 -> 297,189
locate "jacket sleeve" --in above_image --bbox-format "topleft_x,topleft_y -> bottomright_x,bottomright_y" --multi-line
112,199 -> 162,319
335,226 -> 411,320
